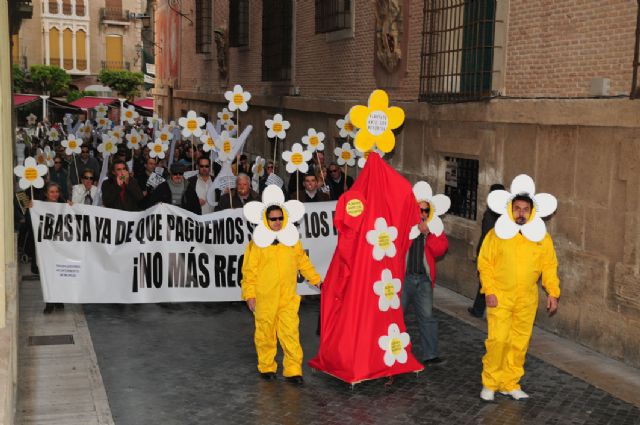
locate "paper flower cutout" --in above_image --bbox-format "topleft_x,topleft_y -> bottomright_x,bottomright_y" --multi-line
349,89 -> 405,153
178,110 -> 206,138
122,105 -> 139,124
48,127 -> 60,142
97,136 -> 118,155
408,181 -> 451,238
61,134 -> 83,155
126,129 -> 143,150
200,131 -> 216,153
487,174 -> 558,242
213,131 -> 236,162
334,142 -> 356,167
224,121 -> 238,136
27,113 -> 37,126
366,217 -> 398,260
14,157 -> 48,190
77,122 -> 93,139
356,148 -> 384,168
336,114 -> 357,139
217,108 -> 234,124
147,113 -> 160,129
243,185 -> 305,248
140,132 -> 150,146
44,145 -> 56,167
225,84 -> 251,112
156,125 -> 173,144
302,128 -> 325,152
35,148 -> 46,165
110,125 -> 124,141
63,114 -> 73,127
373,269 -> 402,312
95,115 -> 111,129
147,141 -> 169,159
95,103 -> 108,116
378,323 -> 410,367
282,143 -> 312,174
252,156 -> 266,177
265,114 -> 290,139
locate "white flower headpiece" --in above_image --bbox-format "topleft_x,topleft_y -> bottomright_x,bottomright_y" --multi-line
409,181 -> 451,238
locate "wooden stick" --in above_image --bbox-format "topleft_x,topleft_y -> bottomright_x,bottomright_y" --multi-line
316,151 -> 326,187
296,170 -> 299,201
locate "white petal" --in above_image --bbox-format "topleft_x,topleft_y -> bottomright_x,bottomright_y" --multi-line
409,225 -> 420,240
374,217 -> 387,231
385,242 -> 397,258
36,164 -> 48,176
396,349 -> 408,364
412,181 -> 433,202
284,200 -> 305,222
316,142 -> 325,151
494,214 -> 520,240
24,157 -> 37,167
520,217 -> 547,242
282,151 -> 292,161
285,162 -> 297,174
243,92 -> 251,102
510,174 -> 536,196
178,117 -> 187,127
302,150 -> 312,161
392,278 -> 401,292
388,323 -> 400,337
181,128 -> 192,138
399,331 -> 410,347
431,194 -> 451,216
252,224 -> 277,248
262,185 -> 285,204
373,280 -> 385,296
366,229 -> 379,245
277,224 -> 300,247
282,121 -> 291,130
487,190 -> 512,215
243,201 -> 264,224
267,129 -> 276,139
298,162 -> 309,173
239,103 -> 248,112
347,157 -> 356,167
533,193 -> 558,218
378,297 -> 390,312
386,226 -> 398,241
378,335 -> 390,351
383,351 -> 396,367
32,176 -> 45,189
14,165 -> 25,177
372,246 -> 385,261
18,177 -> 30,190
389,295 -> 400,310
427,216 -> 444,236
381,269 -> 393,282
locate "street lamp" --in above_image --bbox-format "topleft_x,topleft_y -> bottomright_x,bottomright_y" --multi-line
129,12 -> 151,28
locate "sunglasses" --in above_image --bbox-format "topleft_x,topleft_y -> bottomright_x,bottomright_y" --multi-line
54,161 -> 62,164
268,216 -> 284,222
420,208 -> 431,214
82,176 -> 94,180
199,165 -> 210,168
172,172 -> 184,176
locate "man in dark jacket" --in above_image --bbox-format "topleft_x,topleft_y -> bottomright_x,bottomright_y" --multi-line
101,159 -> 144,211
326,162 -> 354,200
215,173 -> 259,211
292,173 -> 331,202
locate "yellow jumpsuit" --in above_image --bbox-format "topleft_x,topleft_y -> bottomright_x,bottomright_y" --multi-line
478,230 -> 560,392
241,240 -> 321,377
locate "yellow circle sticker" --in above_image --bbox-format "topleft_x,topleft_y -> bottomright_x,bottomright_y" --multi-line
346,199 -> 364,217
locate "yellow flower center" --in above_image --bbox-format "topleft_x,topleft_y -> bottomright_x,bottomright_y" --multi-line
69,141 -> 77,149
233,94 -> 244,105
223,113 -> 230,121
341,151 -> 351,161
273,123 -> 283,132
36,156 -> 45,164
154,145 -> 163,153
223,140 -> 232,153
227,125 -> 235,131
390,338 -> 402,356
309,136 -> 319,146
291,152 -> 304,165
384,282 -> 396,301
366,111 -> 389,136
131,137 -> 138,144
114,132 -> 121,138
378,232 -> 390,249
25,167 -> 38,181
160,134 -> 168,142
256,164 -> 263,174
187,119 -> 198,131
344,122 -> 354,132
126,111 -> 133,118
207,137 -> 214,147
106,142 -> 113,151
364,151 -> 371,159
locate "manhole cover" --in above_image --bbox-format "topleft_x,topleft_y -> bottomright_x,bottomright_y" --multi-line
28,335 -> 75,346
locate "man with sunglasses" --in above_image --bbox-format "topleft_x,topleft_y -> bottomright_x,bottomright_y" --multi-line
326,162 -> 354,201
49,156 -> 69,200
70,146 -> 101,185
71,169 -> 98,205
184,157 -> 215,214
101,159 -> 144,211
403,197 -> 449,366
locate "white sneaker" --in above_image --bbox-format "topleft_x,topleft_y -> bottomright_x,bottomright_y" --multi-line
480,387 -> 495,401
500,389 -> 530,400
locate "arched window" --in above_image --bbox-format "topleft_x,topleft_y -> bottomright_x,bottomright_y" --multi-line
62,0 -> 72,15
63,28 -> 73,69
76,0 -> 86,16
76,30 -> 87,70
49,27 -> 61,67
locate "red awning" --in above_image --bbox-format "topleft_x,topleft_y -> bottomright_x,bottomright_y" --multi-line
13,94 -> 41,107
132,98 -> 153,110
69,96 -> 118,110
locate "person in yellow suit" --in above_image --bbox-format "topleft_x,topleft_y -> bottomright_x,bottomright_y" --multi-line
478,194 -> 560,401
242,204 -> 322,384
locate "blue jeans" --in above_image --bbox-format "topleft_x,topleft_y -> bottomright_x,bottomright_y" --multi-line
402,273 -> 438,360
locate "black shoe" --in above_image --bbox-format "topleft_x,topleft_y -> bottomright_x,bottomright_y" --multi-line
260,372 -> 277,381
423,357 -> 446,366
285,375 -> 304,385
467,307 -> 483,318
43,303 -> 54,314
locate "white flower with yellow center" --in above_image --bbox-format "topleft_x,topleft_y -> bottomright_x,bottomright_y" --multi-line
224,121 -> 238,136
366,217 -> 398,261
126,129 -> 142,150
265,114 -> 290,139
78,122 -> 93,139
336,114 -> 357,139
95,103 -> 108,116
488,174 -> 558,242
409,181 -> 451,239
27,113 -> 37,126
301,128 -> 325,152
35,148 -> 46,165
217,108 -> 233,124
61,134 -> 83,155
147,141 -> 169,159
43,145 -> 56,167
147,113 -> 160,129
156,125 -> 173,144
214,131 -> 236,162
334,142 -> 356,167
122,105 -> 139,124
110,125 -> 124,141
378,323 -> 411,367
243,185 -> 305,248
14,157 -> 48,190
178,110 -> 206,138
200,131 -> 216,153
97,136 -> 119,155
252,156 -> 266,177
356,148 -> 384,168
48,127 -> 60,142
224,84 -> 251,112
372,269 -> 402,312
95,115 -> 111,129
282,143 -> 312,174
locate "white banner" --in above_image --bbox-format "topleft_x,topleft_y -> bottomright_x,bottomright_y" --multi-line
30,201 -> 338,303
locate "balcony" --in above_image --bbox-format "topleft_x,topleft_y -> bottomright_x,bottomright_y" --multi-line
101,60 -> 130,71
100,7 -> 130,24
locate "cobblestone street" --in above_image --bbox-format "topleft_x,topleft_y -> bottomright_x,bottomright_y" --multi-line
83,299 -> 640,425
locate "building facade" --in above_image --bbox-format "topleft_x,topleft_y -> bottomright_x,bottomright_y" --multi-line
153,0 -> 640,368
14,0 -> 146,91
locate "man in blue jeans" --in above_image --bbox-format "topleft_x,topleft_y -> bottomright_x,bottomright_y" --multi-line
403,199 -> 449,365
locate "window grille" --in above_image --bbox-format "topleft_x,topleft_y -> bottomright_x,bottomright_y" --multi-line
419,0 -> 496,103
229,0 -> 249,47
261,0 -> 292,81
48,0 -> 58,14
195,0 -> 212,54
315,0 -> 351,33
444,156 -> 478,220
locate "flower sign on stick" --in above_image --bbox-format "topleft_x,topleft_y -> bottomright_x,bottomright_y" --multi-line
62,133 -> 83,183
122,105 -> 139,124
214,131 -> 237,163
335,142 -> 356,167
349,89 -> 405,153
282,143 -> 312,200
218,108 -> 233,125
265,113 -> 290,164
14,157 -> 48,194
126,129 -> 143,150
224,85 -> 251,112
336,114 -> 357,139
147,141 -> 169,159
178,110 -> 206,138
97,135 -> 119,156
